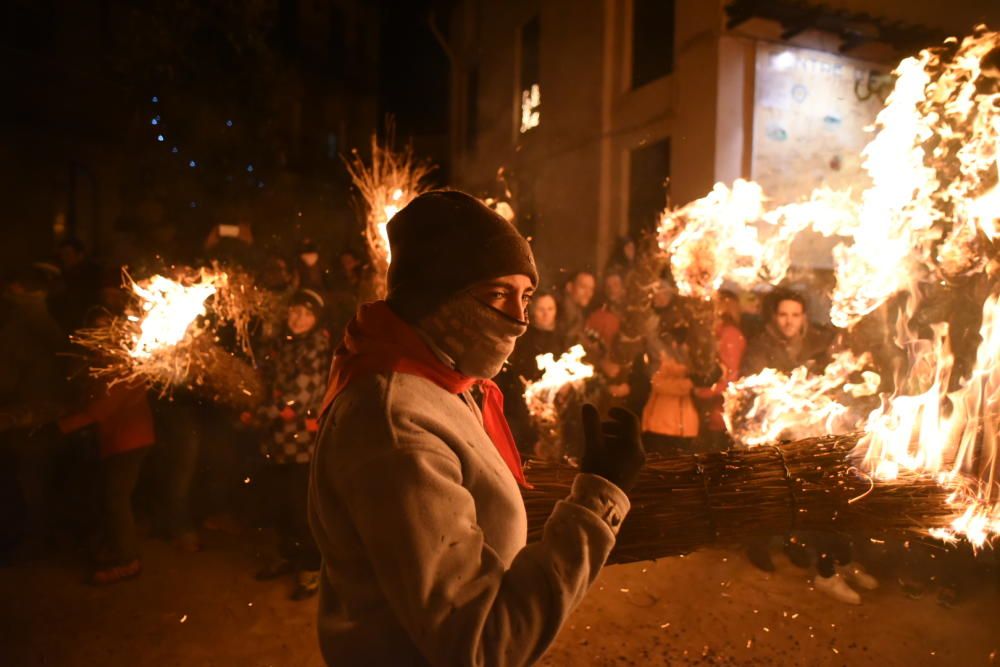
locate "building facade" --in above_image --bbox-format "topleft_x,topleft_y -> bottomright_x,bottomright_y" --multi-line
447,0 -> 999,285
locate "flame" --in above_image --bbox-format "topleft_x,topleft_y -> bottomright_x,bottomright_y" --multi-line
343,134 -> 432,279
523,345 -> 594,424
128,271 -> 224,358
658,181 -> 859,300
724,352 -> 878,446
666,28 -> 1000,547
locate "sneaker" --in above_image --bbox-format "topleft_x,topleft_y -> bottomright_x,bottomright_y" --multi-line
255,557 -> 294,581
290,569 -> 320,600
92,559 -> 142,586
814,572 -> 861,605
837,564 -> 878,590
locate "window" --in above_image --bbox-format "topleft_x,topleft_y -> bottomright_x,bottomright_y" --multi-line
631,0 -> 675,89
628,138 -> 671,238
519,16 -> 541,133
466,66 -> 479,152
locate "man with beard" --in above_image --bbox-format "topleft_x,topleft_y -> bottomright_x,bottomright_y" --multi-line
309,191 -> 645,666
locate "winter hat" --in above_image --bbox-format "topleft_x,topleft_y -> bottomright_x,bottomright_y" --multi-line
290,288 -> 325,313
386,190 -> 538,322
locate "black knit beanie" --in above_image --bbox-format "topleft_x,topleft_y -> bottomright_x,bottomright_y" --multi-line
386,190 -> 538,322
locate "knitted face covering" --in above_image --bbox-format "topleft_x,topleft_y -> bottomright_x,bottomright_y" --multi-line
421,293 -> 528,379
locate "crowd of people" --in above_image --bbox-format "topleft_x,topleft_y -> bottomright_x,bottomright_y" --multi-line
0,226 -> 361,596
0,214 -> 965,609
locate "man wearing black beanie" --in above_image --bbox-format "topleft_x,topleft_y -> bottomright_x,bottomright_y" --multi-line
309,190 -> 645,666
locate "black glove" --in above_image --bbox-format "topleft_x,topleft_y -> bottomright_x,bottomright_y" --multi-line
580,403 -> 645,493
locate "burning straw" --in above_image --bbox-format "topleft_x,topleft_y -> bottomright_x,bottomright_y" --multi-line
343,130 -> 434,301
73,266 -> 275,410
523,345 -> 594,460
523,433 -> 973,564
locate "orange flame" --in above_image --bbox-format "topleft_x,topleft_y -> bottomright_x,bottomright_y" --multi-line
670,28 -> 1000,546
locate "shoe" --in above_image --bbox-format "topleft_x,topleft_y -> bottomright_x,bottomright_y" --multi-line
172,531 -> 202,553
92,559 -> 142,586
937,584 -> 960,608
837,564 -> 878,590
814,572 -> 861,605
784,538 -> 813,569
898,576 -> 925,599
746,544 -> 775,572
290,569 -> 320,600
255,557 -> 293,581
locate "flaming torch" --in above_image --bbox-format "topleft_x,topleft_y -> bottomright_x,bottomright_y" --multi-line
523,345 -> 594,460
74,267 -> 272,410
343,132 -> 434,301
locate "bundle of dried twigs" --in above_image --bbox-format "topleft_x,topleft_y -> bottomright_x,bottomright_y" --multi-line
523,433 -> 958,564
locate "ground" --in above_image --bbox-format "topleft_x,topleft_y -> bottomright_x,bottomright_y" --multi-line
2,530 -> 997,666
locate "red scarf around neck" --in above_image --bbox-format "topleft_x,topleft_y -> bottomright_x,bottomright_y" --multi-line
321,301 -> 528,487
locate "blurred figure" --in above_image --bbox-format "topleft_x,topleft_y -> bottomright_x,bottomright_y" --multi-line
293,238 -> 334,294
692,289 -> 746,452
58,312 -> 154,584
0,267 -> 65,554
202,221 -> 262,272
605,235 -> 637,278
585,272 -> 625,352
641,331 -> 698,455
497,293 -> 564,456
741,289 -> 831,376
326,248 -> 366,343
47,238 -> 102,335
738,288 -> 766,342
559,270 -> 595,346
251,289 -> 330,600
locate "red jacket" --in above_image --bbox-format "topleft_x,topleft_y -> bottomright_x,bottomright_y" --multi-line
693,322 -> 746,432
59,380 -> 154,458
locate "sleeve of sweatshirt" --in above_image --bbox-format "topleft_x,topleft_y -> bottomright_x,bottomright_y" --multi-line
58,383 -> 132,434
324,395 -> 629,667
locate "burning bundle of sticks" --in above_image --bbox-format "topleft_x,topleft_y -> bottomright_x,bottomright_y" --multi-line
343,131 -> 433,301
522,345 -> 594,460
521,29 -> 1000,556
73,266 -> 276,410
523,434 -> 961,564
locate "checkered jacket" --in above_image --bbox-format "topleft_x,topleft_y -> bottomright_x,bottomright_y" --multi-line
258,328 -> 331,464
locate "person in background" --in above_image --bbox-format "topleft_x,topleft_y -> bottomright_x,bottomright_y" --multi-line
605,235 -> 637,279
585,272 -> 626,353
692,289 -> 746,452
640,328 -> 699,455
740,290 -> 875,602
741,289 -> 830,377
47,238 -> 102,335
497,292 -> 565,456
293,238 -> 334,295
738,288 -> 766,342
251,289 -> 330,600
0,267 -> 65,555
58,311 -> 155,585
202,221 -> 262,273
559,270 -> 596,346
326,248 -> 366,344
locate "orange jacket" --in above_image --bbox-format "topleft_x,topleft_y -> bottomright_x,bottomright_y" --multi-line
642,355 -> 699,438
59,380 -> 154,458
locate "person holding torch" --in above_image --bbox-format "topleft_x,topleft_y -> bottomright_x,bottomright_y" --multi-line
309,190 -> 645,666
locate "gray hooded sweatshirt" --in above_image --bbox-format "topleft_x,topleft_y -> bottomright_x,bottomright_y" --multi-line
309,370 -> 630,666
